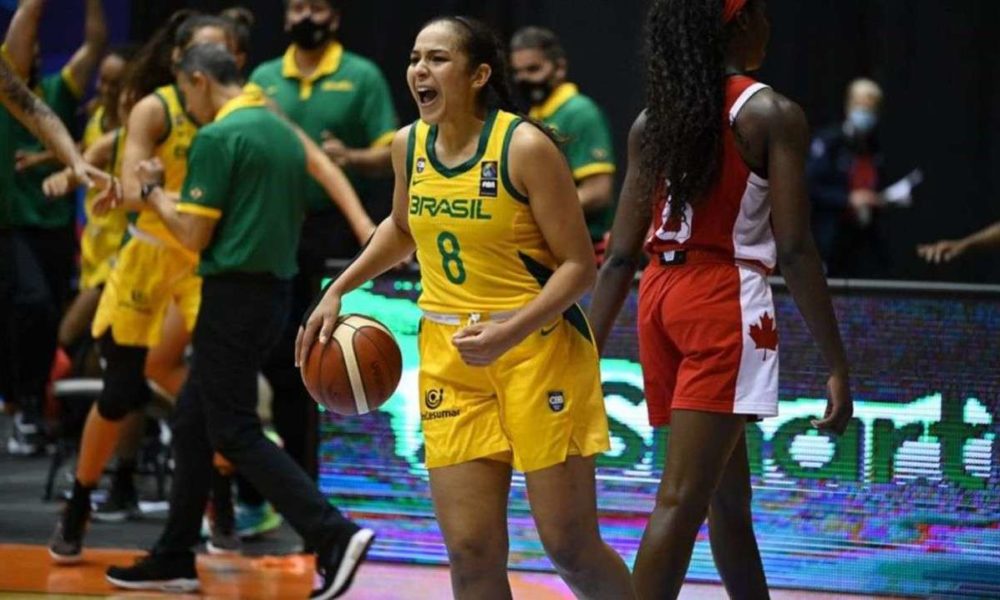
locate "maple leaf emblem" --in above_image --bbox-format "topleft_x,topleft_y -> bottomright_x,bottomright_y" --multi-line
748,312 -> 778,360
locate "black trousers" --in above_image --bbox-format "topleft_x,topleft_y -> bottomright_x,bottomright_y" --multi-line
153,274 -> 352,556
0,229 -> 15,401
5,227 -> 75,406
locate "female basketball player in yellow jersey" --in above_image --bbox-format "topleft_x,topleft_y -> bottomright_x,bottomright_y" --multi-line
298,16 -> 634,600
49,13 -> 241,562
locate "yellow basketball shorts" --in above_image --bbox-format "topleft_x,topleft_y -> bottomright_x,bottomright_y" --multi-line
79,219 -> 128,290
417,310 -> 611,472
91,236 -> 201,347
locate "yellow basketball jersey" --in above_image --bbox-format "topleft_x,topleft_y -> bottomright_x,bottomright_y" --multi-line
82,106 -> 106,149
80,128 -> 130,289
407,109 -> 558,313
134,85 -> 199,258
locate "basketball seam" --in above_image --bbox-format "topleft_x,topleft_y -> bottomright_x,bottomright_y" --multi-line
344,318 -> 403,400
332,323 -> 369,414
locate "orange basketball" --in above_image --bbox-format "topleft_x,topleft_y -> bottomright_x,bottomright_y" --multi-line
301,314 -> 403,416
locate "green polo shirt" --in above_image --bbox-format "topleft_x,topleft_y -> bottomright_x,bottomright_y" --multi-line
6,68 -> 82,229
249,42 -> 397,211
176,91 -> 307,279
530,83 -> 616,241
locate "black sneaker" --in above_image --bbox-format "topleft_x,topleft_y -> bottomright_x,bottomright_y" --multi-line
92,485 -> 140,523
106,553 -> 199,593
49,497 -> 90,564
310,527 -> 375,600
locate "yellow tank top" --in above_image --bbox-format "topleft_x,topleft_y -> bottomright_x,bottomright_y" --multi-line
407,109 -> 558,313
82,106 -> 106,149
80,110 -> 128,271
134,85 -> 198,259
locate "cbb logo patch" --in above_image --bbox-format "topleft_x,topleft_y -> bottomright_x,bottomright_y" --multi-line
547,391 -> 565,413
416,157 -> 426,174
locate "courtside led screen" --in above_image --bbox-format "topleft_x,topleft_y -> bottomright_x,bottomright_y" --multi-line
319,273 -> 999,597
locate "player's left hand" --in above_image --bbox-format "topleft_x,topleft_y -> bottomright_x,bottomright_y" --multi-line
452,321 -> 520,367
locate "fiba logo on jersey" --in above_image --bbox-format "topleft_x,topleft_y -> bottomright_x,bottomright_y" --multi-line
424,388 -> 444,410
416,157 -> 426,174
547,391 -> 565,413
479,161 -> 498,197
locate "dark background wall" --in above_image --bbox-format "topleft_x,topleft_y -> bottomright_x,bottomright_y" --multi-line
4,0 -> 999,283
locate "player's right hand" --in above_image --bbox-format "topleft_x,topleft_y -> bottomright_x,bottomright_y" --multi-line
916,239 -> 968,264
811,372 -> 853,435
295,289 -> 342,368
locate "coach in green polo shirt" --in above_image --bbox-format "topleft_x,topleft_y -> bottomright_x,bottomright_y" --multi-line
511,26 -> 616,256
249,0 -> 398,212
115,44 -> 372,598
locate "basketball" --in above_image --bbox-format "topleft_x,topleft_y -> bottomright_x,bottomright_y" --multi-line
301,314 -> 403,416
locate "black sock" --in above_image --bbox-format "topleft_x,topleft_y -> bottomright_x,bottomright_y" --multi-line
71,479 -> 94,507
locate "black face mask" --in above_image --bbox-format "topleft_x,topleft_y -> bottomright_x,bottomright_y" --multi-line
516,78 -> 554,108
289,17 -> 333,50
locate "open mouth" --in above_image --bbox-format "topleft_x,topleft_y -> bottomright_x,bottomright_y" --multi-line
416,88 -> 439,106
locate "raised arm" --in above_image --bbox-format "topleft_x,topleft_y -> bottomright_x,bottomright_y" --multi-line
64,0 -> 109,94
3,0 -> 45,78
760,91 -> 852,434
0,57 -> 94,183
588,112 -> 652,352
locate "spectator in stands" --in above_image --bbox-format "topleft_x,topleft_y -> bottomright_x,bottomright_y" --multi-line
807,78 -> 887,278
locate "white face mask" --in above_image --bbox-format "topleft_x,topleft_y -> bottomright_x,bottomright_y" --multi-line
848,108 -> 878,134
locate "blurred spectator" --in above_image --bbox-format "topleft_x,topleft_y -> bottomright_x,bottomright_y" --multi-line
510,26 -> 615,263
917,220 -> 1000,264
807,78 -> 887,278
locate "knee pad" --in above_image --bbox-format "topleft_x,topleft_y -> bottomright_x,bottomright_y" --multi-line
96,336 -> 151,421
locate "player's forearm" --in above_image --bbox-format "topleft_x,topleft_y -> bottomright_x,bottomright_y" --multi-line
778,244 -> 849,377
146,188 -> 205,251
345,146 -> 393,178
589,254 -> 640,353
503,257 -> 595,345
964,221 -> 1000,252
329,218 -> 415,297
308,145 -> 375,242
0,61 -> 84,170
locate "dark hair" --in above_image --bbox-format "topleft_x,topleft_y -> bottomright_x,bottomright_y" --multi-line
220,7 -> 254,55
107,43 -> 139,63
177,43 -> 241,86
121,10 -> 197,104
175,15 -> 234,49
510,26 -> 566,64
642,0 -> 745,215
284,0 -> 341,9
423,16 -> 557,144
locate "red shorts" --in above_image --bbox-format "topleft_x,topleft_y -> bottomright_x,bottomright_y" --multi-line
637,260 -> 779,427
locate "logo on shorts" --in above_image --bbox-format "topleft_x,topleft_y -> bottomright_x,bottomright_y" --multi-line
189,187 -> 203,200
547,391 -> 565,413
415,157 -> 426,174
748,311 -> 778,360
424,388 -> 444,410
